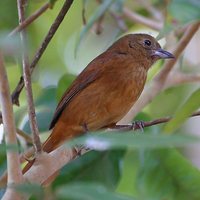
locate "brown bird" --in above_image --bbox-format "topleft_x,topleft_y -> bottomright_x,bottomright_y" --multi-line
42,33 -> 174,153
22,34 -> 174,174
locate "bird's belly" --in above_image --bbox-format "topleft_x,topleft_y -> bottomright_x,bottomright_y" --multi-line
61,69 -> 146,131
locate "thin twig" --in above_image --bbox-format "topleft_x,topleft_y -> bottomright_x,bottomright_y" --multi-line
16,128 -> 33,144
123,7 -> 163,31
164,72 -> 200,89
120,21 -> 200,124
8,3 -> 50,37
82,1 -> 87,25
17,0 -> 42,153
0,53 -> 24,199
11,0 -> 74,106
116,110 -> 200,130
144,110 -> 200,127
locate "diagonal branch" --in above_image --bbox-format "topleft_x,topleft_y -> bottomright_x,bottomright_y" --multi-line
9,2 -> 50,37
17,0 -> 42,153
164,72 -> 200,89
123,7 -> 163,31
11,0 -> 74,106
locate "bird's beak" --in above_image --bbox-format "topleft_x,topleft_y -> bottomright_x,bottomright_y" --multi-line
152,48 -> 175,59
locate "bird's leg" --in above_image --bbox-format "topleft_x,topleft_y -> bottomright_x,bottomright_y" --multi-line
132,120 -> 145,132
74,123 -> 90,156
109,121 -> 145,132
82,122 -> 89,134
74,145 -> 90,156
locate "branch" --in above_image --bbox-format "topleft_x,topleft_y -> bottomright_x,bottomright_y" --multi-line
123,7 -> 163,31
8,3 -> 50,37
16,128 -> 32,144
119,21 -> 200,124
164,72 -> 200,89
155,22 -> 200,83
17,0 -> 42,153
0,53 -> 24,199
0,110 -> 200,190
11,0 -> 74,106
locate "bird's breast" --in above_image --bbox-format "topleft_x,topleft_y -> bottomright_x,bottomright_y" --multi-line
102,64 -> 147,122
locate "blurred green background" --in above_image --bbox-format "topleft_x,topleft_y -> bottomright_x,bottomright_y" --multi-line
0,0 -> 200,199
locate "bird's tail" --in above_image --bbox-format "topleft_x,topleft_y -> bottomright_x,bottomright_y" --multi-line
22,124 -> 82,174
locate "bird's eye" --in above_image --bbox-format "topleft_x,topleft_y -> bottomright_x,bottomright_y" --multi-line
144,40 -> 151,46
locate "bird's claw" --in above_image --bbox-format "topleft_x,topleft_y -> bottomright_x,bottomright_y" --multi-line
131,120 -> 145,132
74,145 -> 90,156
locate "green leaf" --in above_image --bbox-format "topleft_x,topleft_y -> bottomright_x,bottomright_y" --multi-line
137,149 -> 200,200
164,88 -> 200,133
66,132 -> 200,150
53,150 -> 124,190
56,182 -> 136,200
75,0 -> 114,55
116,150 -> 139,198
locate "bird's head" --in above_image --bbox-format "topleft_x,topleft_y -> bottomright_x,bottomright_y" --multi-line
109,33 -> 174,67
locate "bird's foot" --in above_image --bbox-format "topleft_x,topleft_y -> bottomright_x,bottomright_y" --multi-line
131,120 -> 145,132
74,145 -> 90,156
110,121 -> 145,132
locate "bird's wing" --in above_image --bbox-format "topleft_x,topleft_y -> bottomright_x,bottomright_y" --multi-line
49,53 -> 108,129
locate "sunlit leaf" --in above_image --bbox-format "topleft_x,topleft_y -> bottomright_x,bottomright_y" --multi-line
164,88 -> 200,133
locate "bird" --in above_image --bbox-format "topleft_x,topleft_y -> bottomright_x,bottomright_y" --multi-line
42,33 -> 174,153
22,33 -> 174,173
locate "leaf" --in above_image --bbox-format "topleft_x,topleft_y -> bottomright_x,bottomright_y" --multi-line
116,150 -> 139,198
164,88 -> 200,133
137,149 -> 200,200
56,182 -> 136,200
66,132 -> 200,150
75,0 -> 114,55
53,150 -> 124,190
